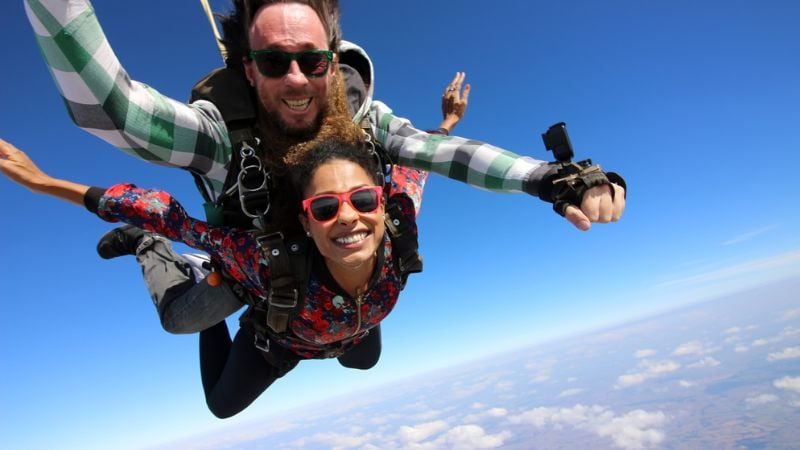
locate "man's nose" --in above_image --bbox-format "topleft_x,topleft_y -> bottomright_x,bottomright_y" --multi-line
284,60 -> 309,86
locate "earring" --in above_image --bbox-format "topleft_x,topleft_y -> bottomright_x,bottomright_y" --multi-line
305,231 -> 312,237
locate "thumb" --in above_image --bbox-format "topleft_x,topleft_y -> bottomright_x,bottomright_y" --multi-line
564,205 -> 591,231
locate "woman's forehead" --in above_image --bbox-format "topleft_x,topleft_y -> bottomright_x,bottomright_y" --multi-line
307,159 -> 373,195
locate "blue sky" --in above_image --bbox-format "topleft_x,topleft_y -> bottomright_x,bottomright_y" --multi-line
1,0 -> 799,449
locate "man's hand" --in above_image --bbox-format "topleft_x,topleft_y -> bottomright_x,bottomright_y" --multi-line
439,72 -> 471,133
564,182 -> 626,231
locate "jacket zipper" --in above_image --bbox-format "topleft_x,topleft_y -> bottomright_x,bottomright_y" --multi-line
352,288 -> 363,338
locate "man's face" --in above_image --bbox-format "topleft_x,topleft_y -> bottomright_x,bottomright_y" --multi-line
244,3 -> 334,138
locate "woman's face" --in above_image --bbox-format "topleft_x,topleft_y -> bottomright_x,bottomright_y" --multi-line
300,159 -> 385,274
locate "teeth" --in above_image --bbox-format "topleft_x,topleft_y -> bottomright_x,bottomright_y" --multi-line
285,98 -> 311,110
335,232 -> 368,245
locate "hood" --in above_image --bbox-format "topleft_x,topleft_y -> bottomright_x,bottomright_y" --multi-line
339,40 -> 375,124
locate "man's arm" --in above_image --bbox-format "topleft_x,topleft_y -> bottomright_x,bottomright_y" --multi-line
23,0 -> 232,199
369,101 -> 625,230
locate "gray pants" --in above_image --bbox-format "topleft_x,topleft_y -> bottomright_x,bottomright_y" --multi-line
136,235 -> 244,334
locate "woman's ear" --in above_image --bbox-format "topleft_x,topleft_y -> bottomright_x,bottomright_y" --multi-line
299,213 -> 311,236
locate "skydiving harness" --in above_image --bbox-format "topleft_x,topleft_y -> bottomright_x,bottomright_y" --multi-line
188,65 -> 421,357
238,197 -> 422,362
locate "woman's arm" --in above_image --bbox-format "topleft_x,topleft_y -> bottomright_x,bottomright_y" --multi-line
1,138 -> 265,296
0,138 -> 88,206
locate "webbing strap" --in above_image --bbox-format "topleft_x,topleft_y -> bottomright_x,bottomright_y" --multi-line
384,203 -> 423,288
257,232 -> 309,333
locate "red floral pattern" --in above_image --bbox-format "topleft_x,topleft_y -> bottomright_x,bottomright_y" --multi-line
96,166 -> 426,359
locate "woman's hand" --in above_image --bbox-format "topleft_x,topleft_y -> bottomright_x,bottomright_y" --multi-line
0,138 -> 90,206
0,138 -> 53,193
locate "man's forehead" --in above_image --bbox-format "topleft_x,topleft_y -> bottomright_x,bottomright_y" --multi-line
250,3 -> 328,50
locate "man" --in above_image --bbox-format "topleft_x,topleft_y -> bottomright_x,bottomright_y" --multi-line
24,0 -> 625,362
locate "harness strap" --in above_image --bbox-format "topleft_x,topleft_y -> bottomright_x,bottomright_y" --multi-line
384,202 -> 423,288
256,232 -> 310,334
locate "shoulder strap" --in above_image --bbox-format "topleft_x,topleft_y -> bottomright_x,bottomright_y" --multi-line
384,201 -> 423,288
255,232 -> 312,334
189,67 -> 271,227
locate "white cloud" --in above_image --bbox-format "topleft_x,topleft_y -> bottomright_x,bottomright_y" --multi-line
724,326 -> 741,334
735,345 -> 749,353
672,340 -> 717,356
463,407 -> 508,423
678,380 -> 694,388
398,420 -> 448,443
293,430 -> 380,449
780,309 -> 800,321
429,425 -> 512,449
723,225 -> 778,246
655,250 -> 800,289
687,357 -> 721,369
558,388 -> 585,398
616,359 -> 681,388
495,380 -> 514,391
595,409 -> 667,450
508,404 -> 666,450
774,376 -> 800,394
524,358 -> 557,383
746,394 -> 779,406
752,339 -> 769,347
635,349 -> 657,358
768,347 -> 800,362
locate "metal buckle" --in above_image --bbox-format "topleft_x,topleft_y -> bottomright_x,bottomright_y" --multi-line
237,139 -> 271,218
268,288 -> 299,309
254,334 -> 270,353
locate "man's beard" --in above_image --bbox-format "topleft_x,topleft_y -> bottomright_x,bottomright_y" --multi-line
259,101 -> 327,144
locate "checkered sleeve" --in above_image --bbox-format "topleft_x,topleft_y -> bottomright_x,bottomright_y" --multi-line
369,101 -> 547,195
24,0 -> 231,198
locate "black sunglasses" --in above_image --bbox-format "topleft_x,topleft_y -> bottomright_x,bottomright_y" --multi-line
249,49 -> 334,79
302,186 -> 383,223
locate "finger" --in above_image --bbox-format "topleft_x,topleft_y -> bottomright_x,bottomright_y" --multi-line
453,72 -> 464,90
0,138 -> 19,159
449,72 -> 460,87
611,183 -> 626,220
564,205 -> 591,231
580,184 -> 612,223
461,84 -> 471,103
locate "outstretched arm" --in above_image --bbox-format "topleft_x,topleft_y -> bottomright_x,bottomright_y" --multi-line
370,103 -> 625,230
23,0 -> 232,199
1,138 -> 264,294
0,138 -> 88,206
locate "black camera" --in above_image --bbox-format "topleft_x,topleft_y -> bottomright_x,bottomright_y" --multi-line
541,122 -> 574,163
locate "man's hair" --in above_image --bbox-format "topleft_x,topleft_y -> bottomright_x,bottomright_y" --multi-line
218,0 -> 342,66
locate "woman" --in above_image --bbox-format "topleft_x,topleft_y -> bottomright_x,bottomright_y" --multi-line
0,122 -> 425,418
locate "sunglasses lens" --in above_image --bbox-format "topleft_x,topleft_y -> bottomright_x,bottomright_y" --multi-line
297,52 -> 330,77
350,188 -> 379,213
254,52 -> 291,78
310,196 -> 340,222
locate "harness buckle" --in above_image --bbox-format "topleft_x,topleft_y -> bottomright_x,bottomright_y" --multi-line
236,139 -> 271,218
254,333 -> 270,353
268,288 -> 299,309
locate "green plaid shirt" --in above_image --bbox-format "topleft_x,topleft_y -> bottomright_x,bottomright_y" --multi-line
25,0 -> 546,201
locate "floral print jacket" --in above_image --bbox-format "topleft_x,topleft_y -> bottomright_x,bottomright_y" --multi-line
90,167 -> 427,359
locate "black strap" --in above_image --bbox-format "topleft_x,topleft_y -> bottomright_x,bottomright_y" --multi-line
256,232 -> 310,334
384,202 -> 423,288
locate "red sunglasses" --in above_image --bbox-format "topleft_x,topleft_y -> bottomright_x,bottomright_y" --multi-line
302,186 -> 383,223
